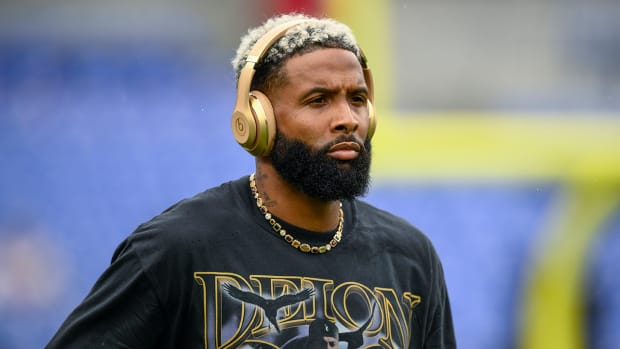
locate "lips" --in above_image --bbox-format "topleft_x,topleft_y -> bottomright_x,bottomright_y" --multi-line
327,141 -> 361,161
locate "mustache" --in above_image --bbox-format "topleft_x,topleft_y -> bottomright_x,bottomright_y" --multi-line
320,135 -> 367,153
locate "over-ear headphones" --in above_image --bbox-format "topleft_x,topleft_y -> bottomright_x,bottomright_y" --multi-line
231,19 -> 376,156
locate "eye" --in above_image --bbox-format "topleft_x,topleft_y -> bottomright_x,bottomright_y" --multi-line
307,95 -> 327,106
351,94 -> 367,106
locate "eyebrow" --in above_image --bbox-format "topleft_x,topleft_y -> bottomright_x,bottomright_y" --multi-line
300,86 -> 369,100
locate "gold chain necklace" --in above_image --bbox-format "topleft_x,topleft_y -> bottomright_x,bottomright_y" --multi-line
249,173 -> 343,254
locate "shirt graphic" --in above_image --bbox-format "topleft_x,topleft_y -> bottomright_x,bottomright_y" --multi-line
195,272 -> 422,349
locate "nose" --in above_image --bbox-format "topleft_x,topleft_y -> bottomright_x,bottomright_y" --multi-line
331,100 -> 359,134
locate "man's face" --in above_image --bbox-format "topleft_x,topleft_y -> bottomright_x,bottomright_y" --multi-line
321,336 -> 339,349
268,48 -> 371,155
306,335 -> 339,349
267,48 -> 372,201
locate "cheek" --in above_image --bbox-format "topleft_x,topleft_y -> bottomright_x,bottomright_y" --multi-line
275,113 -> 326,143
358,115 -> 371,137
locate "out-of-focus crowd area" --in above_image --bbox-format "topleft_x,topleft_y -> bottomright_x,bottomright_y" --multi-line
1,1 -> 619,348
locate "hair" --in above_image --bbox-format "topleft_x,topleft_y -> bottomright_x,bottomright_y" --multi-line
231,13 -> 362,92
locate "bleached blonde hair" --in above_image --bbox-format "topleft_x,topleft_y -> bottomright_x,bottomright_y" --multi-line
231,13 -> 362,87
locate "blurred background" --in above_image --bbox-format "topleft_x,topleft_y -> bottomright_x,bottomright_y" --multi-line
1,0 -> 619,348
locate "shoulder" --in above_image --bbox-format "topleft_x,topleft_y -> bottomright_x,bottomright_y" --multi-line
139,176 -> 248,233
353,199 -> 417,230
115,176 -> 250,259
350,199 -> 437,257
159,176 -> 248,222
352,199 -> 427,240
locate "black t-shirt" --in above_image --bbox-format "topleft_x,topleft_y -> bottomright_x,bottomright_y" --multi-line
46,176 -> 456,348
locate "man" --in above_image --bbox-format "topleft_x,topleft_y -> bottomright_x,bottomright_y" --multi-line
46,13 -> 456,348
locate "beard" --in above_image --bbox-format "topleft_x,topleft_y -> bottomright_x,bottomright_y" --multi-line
269,132 -> 372,201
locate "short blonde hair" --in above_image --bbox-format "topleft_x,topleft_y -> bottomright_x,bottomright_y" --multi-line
231,13 -> 361,85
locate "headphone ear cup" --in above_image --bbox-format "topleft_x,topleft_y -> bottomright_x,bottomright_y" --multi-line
367,99 -> 377,140
248,90 -> 277,156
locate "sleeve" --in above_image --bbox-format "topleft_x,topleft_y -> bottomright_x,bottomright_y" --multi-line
424,241 -> 457,349
45,239 -> 165,348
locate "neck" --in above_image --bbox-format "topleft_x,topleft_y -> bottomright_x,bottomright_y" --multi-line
254,162 -> 341,232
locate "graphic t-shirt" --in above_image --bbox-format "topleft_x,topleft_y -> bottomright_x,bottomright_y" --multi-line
46,176 -> 456,348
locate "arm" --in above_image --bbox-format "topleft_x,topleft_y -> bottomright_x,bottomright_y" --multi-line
46,240 -> 165,348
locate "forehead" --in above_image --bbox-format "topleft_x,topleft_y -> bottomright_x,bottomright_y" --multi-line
280,48 -> 365,88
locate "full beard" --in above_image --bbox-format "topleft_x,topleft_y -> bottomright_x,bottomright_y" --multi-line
269,132 -> 372,201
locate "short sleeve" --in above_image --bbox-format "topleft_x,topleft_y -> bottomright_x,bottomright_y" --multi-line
424,240 -> 457,348
46,239 -> 165,348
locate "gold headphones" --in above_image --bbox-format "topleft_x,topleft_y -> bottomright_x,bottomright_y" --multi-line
231,19 -> 376,156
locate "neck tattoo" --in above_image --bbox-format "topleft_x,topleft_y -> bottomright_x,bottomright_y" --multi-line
249,173 -> 343,254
